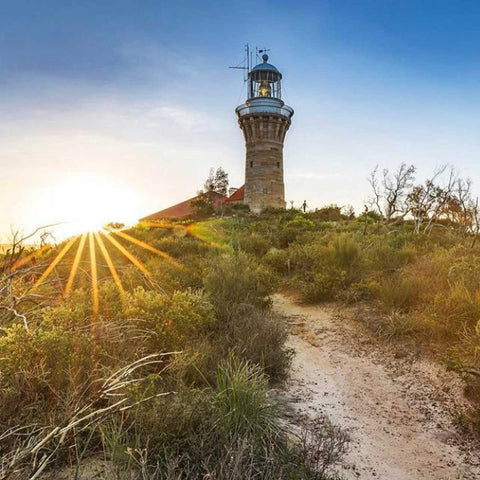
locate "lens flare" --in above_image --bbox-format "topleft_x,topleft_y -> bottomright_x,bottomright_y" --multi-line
29,218 -> 218,316
65,233 -> 87,296
103,233 -> 150,277
114,231 -> 180,266
89,232 -> 99,317
95,232 -> 125,295
32,236 -> 78,290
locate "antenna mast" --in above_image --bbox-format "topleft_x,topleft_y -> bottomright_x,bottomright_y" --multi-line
229,43 -> 251,82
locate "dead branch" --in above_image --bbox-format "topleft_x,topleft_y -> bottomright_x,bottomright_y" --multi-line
0,353 -> 179,480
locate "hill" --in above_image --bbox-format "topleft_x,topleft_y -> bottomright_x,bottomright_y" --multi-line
1,210 -> 480,478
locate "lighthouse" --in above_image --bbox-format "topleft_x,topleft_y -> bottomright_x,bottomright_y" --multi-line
235,53 -> 294,212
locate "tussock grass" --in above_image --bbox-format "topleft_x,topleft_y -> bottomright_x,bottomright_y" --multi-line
0,221 -> 345,479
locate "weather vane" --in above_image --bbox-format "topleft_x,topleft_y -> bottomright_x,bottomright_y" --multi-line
229,44 -> 272,83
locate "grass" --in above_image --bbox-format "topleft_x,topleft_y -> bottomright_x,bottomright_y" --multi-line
0,218 -> 346,479
8,203 -> 480,474
211,208 -> 480,432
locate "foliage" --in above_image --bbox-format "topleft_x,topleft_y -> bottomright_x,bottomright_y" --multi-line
1,219 -> 345,478
203,166 -> 229,196
15,181 -> 480,471
190,193 -> 215,217
203,251 -> 278,320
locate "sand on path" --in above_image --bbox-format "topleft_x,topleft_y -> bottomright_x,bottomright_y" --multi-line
274,294 -> 480,480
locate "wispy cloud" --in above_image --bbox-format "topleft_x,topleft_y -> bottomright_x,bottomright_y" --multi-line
119,40 -> 202,79
289,171 -> 344,180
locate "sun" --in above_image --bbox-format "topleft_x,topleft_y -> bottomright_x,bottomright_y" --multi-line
29,174 -> 142,238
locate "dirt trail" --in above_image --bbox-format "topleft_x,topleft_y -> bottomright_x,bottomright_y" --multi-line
274,294 -> 480,480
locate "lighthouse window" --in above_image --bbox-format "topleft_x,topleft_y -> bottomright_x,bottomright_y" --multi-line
250,161 -> 253,168
277,161 -> 280,168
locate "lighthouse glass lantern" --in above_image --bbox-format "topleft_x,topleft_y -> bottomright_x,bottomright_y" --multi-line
248,54 -> 282,99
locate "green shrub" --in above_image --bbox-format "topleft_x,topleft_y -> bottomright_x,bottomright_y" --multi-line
300,269 -> 346,303
331,234 -> 360,270
124,287 -> 215,352
278,215 -> 315,247
376,274 -> 418,312
204,252 -> 278,320
236,231 -> 272,256
307,205 -> 345,222
219,307 -> 292,381
263,248 -> 290,274
366,242 -> 415,273
0,319 -> 95,427
214,355 -> 279,439
373,310 -> 423,341
432,284 -> 480,331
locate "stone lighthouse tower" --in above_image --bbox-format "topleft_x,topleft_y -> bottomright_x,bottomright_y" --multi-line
235,53 -> 294,212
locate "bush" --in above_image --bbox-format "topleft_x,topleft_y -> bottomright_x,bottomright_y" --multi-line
278,215 -> 315,247
432,283 -> 480,332
218,307 -> 292,381
300,269 -> 346,303
331,234 -> 360,270
376,274 -> 418,312
124,287 -> 215,352
307,205 -> 346,222
263,248 -> 290,274
204,252 -> 278,320
214,355 -> 279,439
236,231 -> 272,257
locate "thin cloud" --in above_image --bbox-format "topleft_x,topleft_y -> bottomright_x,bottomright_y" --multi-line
289,171 -> 344,180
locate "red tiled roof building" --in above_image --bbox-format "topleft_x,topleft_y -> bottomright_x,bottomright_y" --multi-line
140,187 -> 244,221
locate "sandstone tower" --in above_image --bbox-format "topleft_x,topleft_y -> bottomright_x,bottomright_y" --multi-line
235,53 -> 294,212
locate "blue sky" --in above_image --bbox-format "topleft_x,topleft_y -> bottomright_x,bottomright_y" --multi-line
0,0 -> 479,238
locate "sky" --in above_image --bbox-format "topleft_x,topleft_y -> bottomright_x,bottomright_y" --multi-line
0,0 -> 479,240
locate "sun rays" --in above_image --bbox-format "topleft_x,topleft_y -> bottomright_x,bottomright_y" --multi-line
103,233 -> 150,277
32,236 -> 78,291
115,230 -> 179,265
88,232 -> 99,316
26,225 -> 189,317
95,232 -> 125,296
65,233 -> 87,296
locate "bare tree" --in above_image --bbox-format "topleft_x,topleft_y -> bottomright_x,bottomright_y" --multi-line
0,225 -> 56,330
471,197 -> 480,248
450,177 -> 474,234
407,165 -> 448,233
368,163 -> 416,221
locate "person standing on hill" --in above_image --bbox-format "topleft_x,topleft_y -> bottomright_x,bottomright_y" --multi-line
302,200 -> 307,213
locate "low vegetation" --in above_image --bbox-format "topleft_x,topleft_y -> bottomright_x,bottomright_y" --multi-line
0,221 -> 344,479
3,162 -> 480,477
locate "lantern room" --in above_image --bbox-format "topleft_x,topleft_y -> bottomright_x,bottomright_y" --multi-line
248,54 -> 282,99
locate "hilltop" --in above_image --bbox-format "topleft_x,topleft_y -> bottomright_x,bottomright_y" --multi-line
1,209 -> 480,478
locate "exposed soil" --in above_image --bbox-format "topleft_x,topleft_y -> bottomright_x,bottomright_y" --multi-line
274,294 -> 480,480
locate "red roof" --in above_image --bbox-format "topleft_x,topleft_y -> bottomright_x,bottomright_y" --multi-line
225,185 -> 245,203
141,186 -> 246,221
140,191 -> 226,221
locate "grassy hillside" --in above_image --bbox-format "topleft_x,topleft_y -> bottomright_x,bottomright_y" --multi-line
0,220 -> 346,479
2,207 -> 480,478
216,207 -> 480,428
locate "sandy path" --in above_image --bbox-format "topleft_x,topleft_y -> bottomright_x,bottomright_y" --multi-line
274,294 -> 480,480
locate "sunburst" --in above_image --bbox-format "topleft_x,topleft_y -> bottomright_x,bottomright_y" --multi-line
88,232 -> 99,316
94,232 -> 125,296
23,223 -> 197,317
65,233 -> 87,296
32,236 -> 78,291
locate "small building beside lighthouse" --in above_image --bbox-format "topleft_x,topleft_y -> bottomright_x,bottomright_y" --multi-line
236,53 -> 294,212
